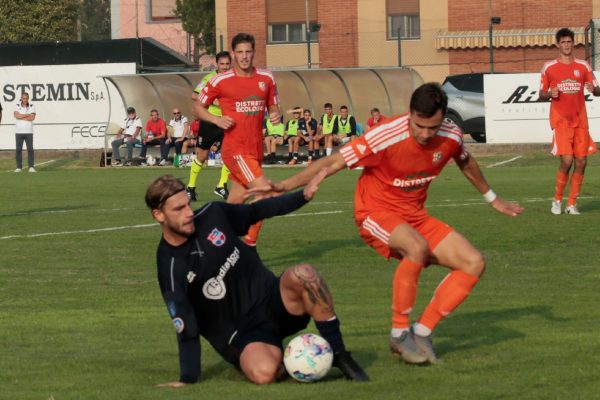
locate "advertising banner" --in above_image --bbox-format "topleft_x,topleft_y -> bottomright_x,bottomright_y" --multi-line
484,72 -> 600,144
0,63 -> 135,149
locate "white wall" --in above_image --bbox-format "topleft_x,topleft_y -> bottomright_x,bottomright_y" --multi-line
0,63 -> 135,150
485,73 -> 600,144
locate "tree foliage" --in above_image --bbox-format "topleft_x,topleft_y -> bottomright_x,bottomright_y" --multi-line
81,0 -> 111,41
174,0 -> 216,62
0,0 -> 79,43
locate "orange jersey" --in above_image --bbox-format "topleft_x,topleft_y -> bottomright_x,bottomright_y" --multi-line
540,58 -> 596,129
198,68 -> 279,159
339,114 -> 468,222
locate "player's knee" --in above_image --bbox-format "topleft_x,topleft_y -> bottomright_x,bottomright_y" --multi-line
245,364 -> 278,385
464,252 -> 486,277
574,158 -> 587,171
401,237 -> 429,263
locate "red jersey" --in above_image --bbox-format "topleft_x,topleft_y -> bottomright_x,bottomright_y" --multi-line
198,67 -> 279,159
340,114 -> 468,222
367,115 -> 387,129
540,58 -> 597,129
145,118 -> 167,139
190,119 -> 200,139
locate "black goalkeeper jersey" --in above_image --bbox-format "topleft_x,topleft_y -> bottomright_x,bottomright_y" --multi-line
156,191 -> 308,382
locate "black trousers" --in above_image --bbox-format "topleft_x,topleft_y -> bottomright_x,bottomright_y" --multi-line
15,133 -> 34,169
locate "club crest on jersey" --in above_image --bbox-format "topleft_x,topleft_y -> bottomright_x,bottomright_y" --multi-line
258,81 -> 266,91
207,228 -> 226,246
574,69 -> 581,78
432,151 -> 443,165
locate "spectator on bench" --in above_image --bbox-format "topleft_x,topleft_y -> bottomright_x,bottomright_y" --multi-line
165,107 -> 190,165
285,107 -> 303,165
334,105 -> 357,146
367,107 -> 387,130
112,106 -> 142,166
298,109 -> 318,164
263,115 -> 284,164
317,102 -> 338,157
140,109 -> 168,166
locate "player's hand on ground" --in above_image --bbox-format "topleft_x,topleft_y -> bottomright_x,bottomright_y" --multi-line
490,197 -> 524,217
217,116 -> 235,130
156,381 -> 187,388
303,168 -> 328,201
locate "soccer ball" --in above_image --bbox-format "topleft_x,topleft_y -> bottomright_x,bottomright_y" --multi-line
146,155 -> 156,166
283,333 -> 333,382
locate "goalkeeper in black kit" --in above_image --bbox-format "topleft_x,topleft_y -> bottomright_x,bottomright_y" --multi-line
145,172 -> 368,386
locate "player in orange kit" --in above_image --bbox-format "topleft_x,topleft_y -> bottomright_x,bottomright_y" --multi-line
540,27 -> 600,215
259,83 -> 523,364
194,33 -> 282,246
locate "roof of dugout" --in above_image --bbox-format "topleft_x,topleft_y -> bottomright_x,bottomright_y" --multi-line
102,68 -> 423,129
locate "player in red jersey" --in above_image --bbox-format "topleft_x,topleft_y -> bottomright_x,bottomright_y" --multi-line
539,28 -> 600,215
194,33 -> 282,246
258,83 -> 523,364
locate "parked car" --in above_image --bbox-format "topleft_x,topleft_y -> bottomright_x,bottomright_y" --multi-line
442,73 -> 486,143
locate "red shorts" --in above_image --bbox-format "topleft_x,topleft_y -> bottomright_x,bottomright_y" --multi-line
357,211 -> 453,260
223,155 -> 263,187
551,127 -> 597,157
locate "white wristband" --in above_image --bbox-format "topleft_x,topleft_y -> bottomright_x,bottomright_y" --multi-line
483,189 -> 497,203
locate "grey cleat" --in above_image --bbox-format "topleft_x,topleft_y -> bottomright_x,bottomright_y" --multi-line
411,328 -> 442,364
390,331 -> 428,364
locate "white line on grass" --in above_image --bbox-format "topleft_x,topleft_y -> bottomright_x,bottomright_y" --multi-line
486,155 -> 523,168
0,211 -> 345,240
4,159 -> 56,172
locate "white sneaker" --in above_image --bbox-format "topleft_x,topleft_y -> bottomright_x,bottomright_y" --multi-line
565,205 -> 580,215
14,168 -> 22,173
29,167 -> 36,173
550,200 -> 562,215
159,159 -> 167,166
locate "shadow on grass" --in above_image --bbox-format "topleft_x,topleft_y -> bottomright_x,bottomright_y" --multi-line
260,238 -> 367,267
0,204 -> 95,218
437,305 -> 567,356
577,199 -> 600,213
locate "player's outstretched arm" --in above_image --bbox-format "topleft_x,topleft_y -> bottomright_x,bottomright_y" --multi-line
456,155 -> 524,217
275,152 -> 347,193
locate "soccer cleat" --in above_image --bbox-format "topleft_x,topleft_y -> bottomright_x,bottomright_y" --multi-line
565,205 -> 580,215
14,168 -> 22,173
213,186 -> 229,200
333,351 -> 370,381
389,331 -> 428,364
288,158 -> 297,165
28,167 -> 36,173
186,186 -> 197,201
550,199 -> 562,215
411,328 -> 442,364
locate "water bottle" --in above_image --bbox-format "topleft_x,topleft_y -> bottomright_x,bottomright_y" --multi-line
215,152 -> 222,166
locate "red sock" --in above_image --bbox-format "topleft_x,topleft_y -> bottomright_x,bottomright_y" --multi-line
567,172 -> 584,206
392,259 -> 424,329
418,270 -> 479,331
554,170 -> 569,201
244,220 -> 263,245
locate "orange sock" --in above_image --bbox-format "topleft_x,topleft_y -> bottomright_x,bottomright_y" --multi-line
392,259 -> 424,329
567,172 -> 584,206
418,270 -> 479,331
554,170 -> 569,201
244,220 -> 263,245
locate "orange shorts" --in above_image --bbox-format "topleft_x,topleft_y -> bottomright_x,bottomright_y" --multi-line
551,127 -> 597,157
357,211 -> 453,260
223,155 -> 263,187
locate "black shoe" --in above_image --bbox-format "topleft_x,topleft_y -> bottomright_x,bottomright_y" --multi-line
333,351 -> 369,381
186,186 -> 197,201
214,186 -> 229,200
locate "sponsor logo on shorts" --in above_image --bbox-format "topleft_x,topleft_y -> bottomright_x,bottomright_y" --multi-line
207,228 -> 226,246
172,317 -> 184,333
202,247 -> 240,300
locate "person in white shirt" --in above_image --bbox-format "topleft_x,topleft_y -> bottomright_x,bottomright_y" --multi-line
14,92 -> 36,173
165,108 -> 190,161
111,106 -> 143,166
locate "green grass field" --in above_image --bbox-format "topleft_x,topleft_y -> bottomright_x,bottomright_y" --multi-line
2,152 -> 600,400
